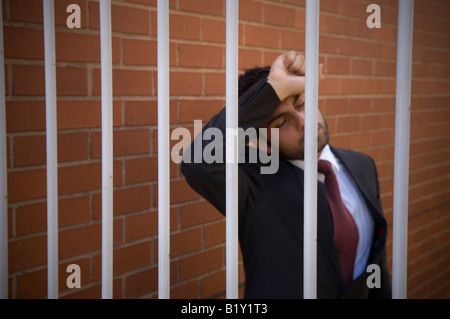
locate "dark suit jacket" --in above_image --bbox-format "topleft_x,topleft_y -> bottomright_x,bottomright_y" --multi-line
181,79 -> 392,299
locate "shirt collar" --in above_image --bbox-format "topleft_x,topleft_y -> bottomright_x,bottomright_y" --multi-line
288,144 -> 340,174
319,144 -> 340,173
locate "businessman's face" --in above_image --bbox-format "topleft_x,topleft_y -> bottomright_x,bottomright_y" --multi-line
265,94 -> 329,160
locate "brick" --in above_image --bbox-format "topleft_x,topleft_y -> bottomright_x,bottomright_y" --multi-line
371,130 -> 393,146
179,247 -> 223,281
123,39 -> 157,66
170,13 -> 201,40
125,210 -> 158,242
125,267 -> 158,298
12,65 -> 44,96
179,0 -> 224,16
319,35 -> 339,54
321,0 -> 339,13
339,38 -> 362,56
59,223 -> 101,259
16,268 -> 46,299
245,25 -> 279,49
4,26 -> 43,60
171,280 -> 201,299
58,163 -> 101,195
91,129 -> 151,158
240,0 -> 263,22
339,0 -> 366,18
280,29 -> 305,51
179,99 -> 224,124
9,235 -> 46,272
201,270 -> 225,298
349,131 -> 372,151
360,114 -> 382,131
239,49 -> 263,70
9,0 -> 87,26
169,71 -> 203,96
8,168 -> 47,202
113,185 -> 152,216
56,33 -> 120,63
93,68 -> 153,96
204,220 -> 225,247
180,201 -> 223,228
14,134 -> 46,167
318,77 -> 340,95
325,15 -> 351,36
58,132 -> 90,163
10,0 -> 43,23
204,73 -> 226,96
179,44 -> 224,69
15,196 -> 90,236
92,185 -> 151,219
61,284 -> 105,299
90,2 -> 150,35
326,57 -> 350,75
324,99 -> 349,116
57,67 -> 89,96
125,156 -> 158,184
352,58 -> 373,75
264,4 -> 296,27
201,18 -> 225,44
6,101 -> 45,132
169,178 -> 202,204
113,241 -> 152,275
340,78 -> 364,95
337,115 -> 360,133
58,100 -> 121,129
171,227 -> 202,257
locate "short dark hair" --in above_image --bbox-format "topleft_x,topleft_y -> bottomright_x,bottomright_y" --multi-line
238,66 -> 270,97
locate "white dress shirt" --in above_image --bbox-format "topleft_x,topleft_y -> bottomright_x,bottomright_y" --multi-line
289,144 -> 375,280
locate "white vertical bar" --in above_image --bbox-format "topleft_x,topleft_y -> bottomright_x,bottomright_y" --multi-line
393,0 -> 414,300
0,0 -> 8,300
99,0 -> 113,299
157,0 -> 170,299
43,0 -> 58,299
303,0 -> 320,299
225,0 -> 239,299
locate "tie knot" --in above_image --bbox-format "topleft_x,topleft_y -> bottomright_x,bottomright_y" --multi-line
318,160 -> 333,176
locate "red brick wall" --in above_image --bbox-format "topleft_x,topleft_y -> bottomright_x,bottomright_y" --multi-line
4,0 -> 450,299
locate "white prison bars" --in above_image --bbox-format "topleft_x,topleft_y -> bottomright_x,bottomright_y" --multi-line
157,0 -> 170,299
303,0 -> 320,299
43,0 -> 59,299
100,0 -> 114,299
225,0 -> 239,299
0,0 -> 7,300
393,0 -> 414,299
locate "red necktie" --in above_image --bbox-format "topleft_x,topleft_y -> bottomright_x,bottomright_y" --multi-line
318,160 -> 359,289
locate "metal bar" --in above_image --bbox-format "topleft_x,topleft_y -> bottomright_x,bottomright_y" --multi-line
43,0 -> 58,299
0,0 -> 8,300
157,0 -> 170,299
225,0 -> 239,299
99,0 -> 114,299
393,0 -> 414,300
303,0 -> 320,299
44,0 -> 58,299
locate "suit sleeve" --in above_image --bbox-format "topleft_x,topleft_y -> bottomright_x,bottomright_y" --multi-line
181,79 -> 281,218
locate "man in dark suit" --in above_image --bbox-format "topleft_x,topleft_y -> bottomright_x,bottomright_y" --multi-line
181,51 -> 391,298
